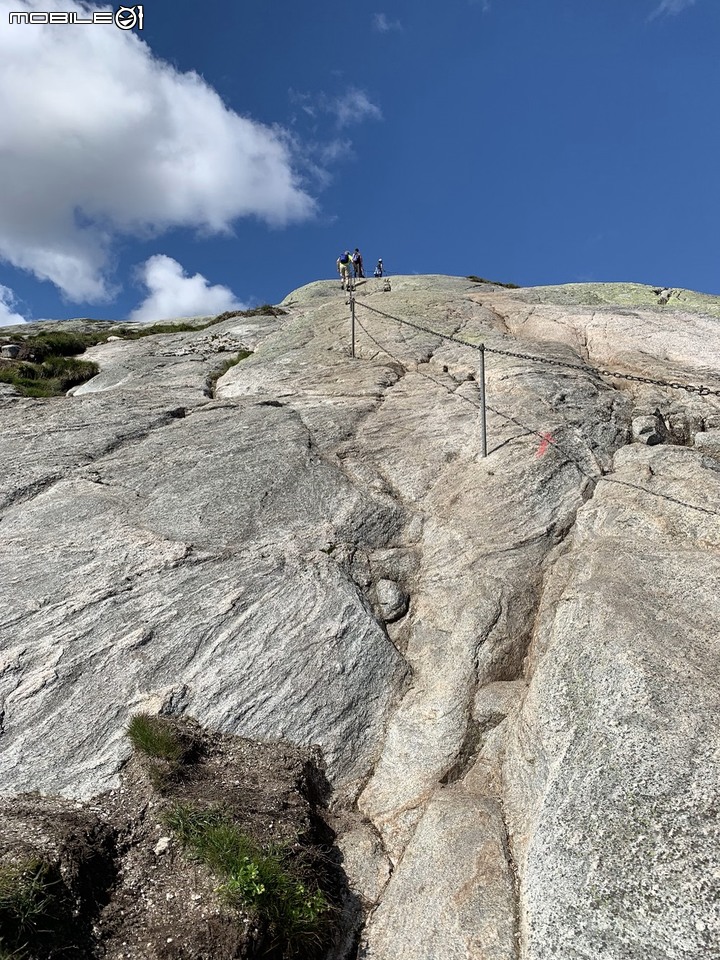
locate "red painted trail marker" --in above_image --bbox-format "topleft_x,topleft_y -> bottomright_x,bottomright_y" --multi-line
536,432 -> 554,457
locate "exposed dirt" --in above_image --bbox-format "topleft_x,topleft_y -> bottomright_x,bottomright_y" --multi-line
0,719 -> 357,960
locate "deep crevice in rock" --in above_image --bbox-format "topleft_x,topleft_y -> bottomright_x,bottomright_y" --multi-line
440,718 -> 483,785
499,798 -> 523,960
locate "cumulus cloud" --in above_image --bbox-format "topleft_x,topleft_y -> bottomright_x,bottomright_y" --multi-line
649,0 -> 696,17
129,256 -> 246,323
0,0 -> 315,303
0,285 -> 27,326
373,13 -> 402,32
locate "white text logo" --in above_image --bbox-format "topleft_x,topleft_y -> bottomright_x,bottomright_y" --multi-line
9,5 -> 144,29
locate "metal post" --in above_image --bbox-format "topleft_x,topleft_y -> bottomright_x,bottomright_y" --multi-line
350,289 -> 356,358
478,343 -> 488,457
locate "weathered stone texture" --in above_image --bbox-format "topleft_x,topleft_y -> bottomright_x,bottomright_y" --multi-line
1,276 -> 719,959
504,444 -> 720,960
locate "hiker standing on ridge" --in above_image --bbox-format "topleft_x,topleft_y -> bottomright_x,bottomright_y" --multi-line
352,248 -> 364,279
337,251 -> 352,290
374,258 -> 384,278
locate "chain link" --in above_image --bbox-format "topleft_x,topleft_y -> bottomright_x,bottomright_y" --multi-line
354,300 -> 720,398
355,301 -> 481,350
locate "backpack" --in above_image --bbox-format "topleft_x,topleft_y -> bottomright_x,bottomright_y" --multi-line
340,253 -> 350,264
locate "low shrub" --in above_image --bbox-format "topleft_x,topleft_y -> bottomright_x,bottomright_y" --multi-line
42,357 -> 100,390
241,304 -> 288,317
214,305 -> 287,322
115,321 -> 206,339
31,331 -> 94,359
467,275 -> 520,289
0,363 -> 38,383
0,357 -> 100,397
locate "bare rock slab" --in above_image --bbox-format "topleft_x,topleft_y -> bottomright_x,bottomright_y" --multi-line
504,445 -> 720,960
362,786 -> 517,960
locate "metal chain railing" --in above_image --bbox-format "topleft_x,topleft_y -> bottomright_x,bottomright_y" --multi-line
350,297 -> 720,517
353,311 -> 599,480
353,299 -> 720,398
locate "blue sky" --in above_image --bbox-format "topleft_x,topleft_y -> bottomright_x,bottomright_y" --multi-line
0,0 -> 717,324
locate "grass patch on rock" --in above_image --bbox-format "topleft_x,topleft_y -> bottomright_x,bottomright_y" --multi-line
0,304 -> 285,398
164,804 -> 331,958
126,712 -> 186,763
126,712 -> 198,793
0,329 -> 105,397
0,858 -> 63,957
207,350 -> 252,396
1,721 -> 348,959
0,357 -> 100,397
215,304 -> 288,322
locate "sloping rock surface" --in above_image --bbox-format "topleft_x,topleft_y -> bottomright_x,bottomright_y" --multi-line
1,276 -> 719,959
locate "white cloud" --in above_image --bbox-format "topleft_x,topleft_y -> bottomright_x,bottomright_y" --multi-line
295,139 -> 355,188
373,13 -> 402,32
319,140 -> 354,164
289,86 -> 382,131
0,0 -> 315,304
0,285 -> 28,326
649,0 -> 696,18
129,255 -> 246,322
330,89 -> 383,128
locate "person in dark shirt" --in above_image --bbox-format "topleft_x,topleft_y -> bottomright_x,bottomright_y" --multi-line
352,248 -> 364,279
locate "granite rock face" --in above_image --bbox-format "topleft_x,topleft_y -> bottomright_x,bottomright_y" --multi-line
503,443 -> 720,960
1,276 -> 719,959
